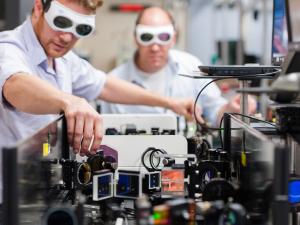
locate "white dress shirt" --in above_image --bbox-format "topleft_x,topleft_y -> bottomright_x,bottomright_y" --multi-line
102,49 -> 227,126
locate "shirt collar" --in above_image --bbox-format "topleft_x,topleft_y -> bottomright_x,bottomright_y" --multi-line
22,17 -> 49,67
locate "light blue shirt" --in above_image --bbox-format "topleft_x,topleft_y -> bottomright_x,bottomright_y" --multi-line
0,18 -> 106,147
102,49 -> 227,126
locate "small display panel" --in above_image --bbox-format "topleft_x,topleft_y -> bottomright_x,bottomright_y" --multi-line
161,169 -> 185,196
115,172 -> 141,199
148,172 -> 161,189
272,0 -> 288,65
93,173 -> 113,201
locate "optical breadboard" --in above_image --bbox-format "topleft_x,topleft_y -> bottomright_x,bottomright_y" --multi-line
101,114 -> 177,134
101,135 -> 187,171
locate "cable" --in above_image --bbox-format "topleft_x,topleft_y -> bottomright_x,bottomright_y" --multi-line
182,70 -> 279,148
141,147 -> 168,172
229,113 -> 276,127
141,147 -> 156,172
218,112 -> 276,150
219,115 -> 225,150
184,71 -> 279,129
191,77 -> 236,149
193,77 -> 235,127
193,78 -> 217,126
193,77 -> 276,149
149,148 -> 167,171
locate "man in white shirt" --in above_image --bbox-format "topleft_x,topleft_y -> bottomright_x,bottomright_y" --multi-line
102,7 -> 256,127
0,0 -> 197,152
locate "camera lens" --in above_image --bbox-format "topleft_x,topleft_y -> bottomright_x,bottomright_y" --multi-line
77,162 -> 91,185
43,207 -> 78,225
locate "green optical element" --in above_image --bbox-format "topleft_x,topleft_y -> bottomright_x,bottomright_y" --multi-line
227,211 -> 237,224
152,212 -> 162,220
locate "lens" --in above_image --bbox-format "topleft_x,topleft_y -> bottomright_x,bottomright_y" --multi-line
140,33 -> 154,42
158,33 -> 171,42
53,16 -> 72,28
44,208 -> 77,225
76,24 -> 93,36
77,163 -> 91,185
47,211 -> 73,225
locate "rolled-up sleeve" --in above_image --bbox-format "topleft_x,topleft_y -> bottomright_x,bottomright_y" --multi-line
0,44 -> 32,105
69,52 -> 106,101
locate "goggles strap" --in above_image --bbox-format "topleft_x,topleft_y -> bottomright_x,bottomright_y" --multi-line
42,0 -> 53,12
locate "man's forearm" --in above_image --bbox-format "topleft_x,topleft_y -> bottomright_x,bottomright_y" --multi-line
3,73 -> 105,157
3,73 -> 71,114
99,76 -> 172,109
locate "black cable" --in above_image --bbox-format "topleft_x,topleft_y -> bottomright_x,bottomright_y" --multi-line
194,78 -> 219,126
192,77 -> 237,149
219,115 -> 225,150
149,148 -> 167,171
141,147 -> 156,172
229,113 -> 276,127
193,75 -> 278,127
202,138 -> 212,149
218,112 -> 276,151
149,149 -> 162,170
193,77 -> 236,128
182,69 -> 280,128
142,147 -> 168,172
183,71 -> 279,148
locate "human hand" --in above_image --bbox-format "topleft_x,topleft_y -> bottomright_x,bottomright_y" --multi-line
63,95 -> 103,156
168,98 -> 205,123
227,94 -> 257,115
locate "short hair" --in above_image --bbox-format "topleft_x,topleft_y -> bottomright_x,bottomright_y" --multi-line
135,7 -> 176,30
78,0 -> 103,11
42,0 -> 103,12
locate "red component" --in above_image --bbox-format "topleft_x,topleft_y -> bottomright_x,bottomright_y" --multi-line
110,3 -> 150,12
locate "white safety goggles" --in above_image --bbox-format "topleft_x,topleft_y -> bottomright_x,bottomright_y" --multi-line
44,0 -> 96,38
135,24 -> 175,46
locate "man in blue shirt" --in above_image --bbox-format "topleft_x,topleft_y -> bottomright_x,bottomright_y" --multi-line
102,7 -> 256,128
0,0 -> 197,155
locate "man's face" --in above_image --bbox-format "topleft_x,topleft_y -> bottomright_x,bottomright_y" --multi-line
33,0 -> 95,58
135,9 -> 176,73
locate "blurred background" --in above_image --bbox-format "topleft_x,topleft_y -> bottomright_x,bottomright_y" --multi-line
0,0 -> 273,72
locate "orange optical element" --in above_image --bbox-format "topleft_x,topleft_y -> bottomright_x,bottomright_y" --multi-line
153,205 -> 170,225
161,169 -> 184,194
